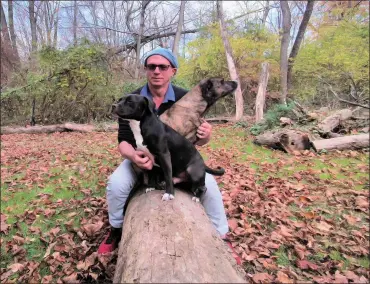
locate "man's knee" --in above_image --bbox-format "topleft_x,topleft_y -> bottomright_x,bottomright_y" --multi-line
107,160 -> 138,198
204,174 -> 222,200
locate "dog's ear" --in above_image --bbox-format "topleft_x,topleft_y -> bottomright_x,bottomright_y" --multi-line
142,97 -> 156,112
200,78 -> 213,94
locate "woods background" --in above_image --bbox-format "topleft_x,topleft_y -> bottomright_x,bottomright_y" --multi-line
0,1 -> 369,126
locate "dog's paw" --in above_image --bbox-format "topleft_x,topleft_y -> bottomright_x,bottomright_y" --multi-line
162,193 -> 175,201
145,187 -> 156,193
192,197 -> 200,203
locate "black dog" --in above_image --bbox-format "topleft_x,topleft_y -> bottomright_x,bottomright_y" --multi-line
113,94 -> 224,201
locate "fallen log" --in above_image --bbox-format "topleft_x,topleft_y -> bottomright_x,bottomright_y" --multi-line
253,129 -> 316,153
313,134 -> 369,151
0,123 -> 118,135
114,188 -> 246,283
317,108 -> 352,137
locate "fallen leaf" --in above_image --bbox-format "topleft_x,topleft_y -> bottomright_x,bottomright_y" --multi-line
315,220 -> 333,232
334,270 -> 348,283
41,275 -> 53,283
242,250 -> 258,261
82,221 -> 104,237
252,272 -> 274,283
355,196 -> 369,208
343,214 -> 359,225
44,242 -> 57,259
13,235 -> 25,245
228,219 -> 238,231
296,259 -> 319,270
262,260 -> 278,270
294,245 -> 306,260
62,272 -> 78,283
8,263 -> 25,273
276,271 -> 294,283
279,225 -> 294,238
76,252 -> 97,271
344,271 -> 360,282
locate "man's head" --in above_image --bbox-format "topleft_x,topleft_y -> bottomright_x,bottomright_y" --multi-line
143,48 -> 178,88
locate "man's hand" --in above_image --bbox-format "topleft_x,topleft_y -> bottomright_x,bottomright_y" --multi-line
133,150 -> 153,170
196,119 -> 212,146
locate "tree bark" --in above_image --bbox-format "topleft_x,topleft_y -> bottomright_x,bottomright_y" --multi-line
255,62 -> 270,123
113,189 -> 246,283
29,0 -> 37,52
287,0 -> 315,91
134,0 -> 150,80
172,1 -> 185,58
279,1 -> 291,105
7,0 -> 20,63
216,0 -> 244,121
313,134 -> 369,151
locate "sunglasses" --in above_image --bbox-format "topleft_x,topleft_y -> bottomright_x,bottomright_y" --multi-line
145,64 -> 171,71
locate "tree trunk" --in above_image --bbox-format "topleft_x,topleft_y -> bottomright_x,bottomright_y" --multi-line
255,62 -> 270,123
113,189 -> 246,283
134,0 -> 150,80
216,0 -> 244,121
0,1 -> 12,46
53,2 -> 59,48
7,0 -> 20,63
29,0 -> 37,52
262,0 -> 270,26
1,123 -> 118,135
313,134 -> 369,151
279,1 -> 291,105
172,1 -> 185,58
287,0 -> 315,91
73,0 -> 78,46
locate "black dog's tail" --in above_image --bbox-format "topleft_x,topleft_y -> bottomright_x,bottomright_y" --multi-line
205,165 -> 225,176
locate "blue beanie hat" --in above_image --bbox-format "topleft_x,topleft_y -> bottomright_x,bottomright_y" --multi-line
144,47 -> 179,69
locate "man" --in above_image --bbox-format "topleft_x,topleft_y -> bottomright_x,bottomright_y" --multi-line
98,48 -> 239,264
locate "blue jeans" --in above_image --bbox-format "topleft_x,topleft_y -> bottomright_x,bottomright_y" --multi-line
106,159 -> 229,236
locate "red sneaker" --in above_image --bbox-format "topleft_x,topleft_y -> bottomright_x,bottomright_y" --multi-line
98,227 -> 122,255
224,239 -> 242,265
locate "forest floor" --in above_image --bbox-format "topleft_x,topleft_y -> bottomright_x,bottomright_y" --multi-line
1,124 -> 368,283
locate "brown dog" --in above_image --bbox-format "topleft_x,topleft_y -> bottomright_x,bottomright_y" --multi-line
159,78 -> 238,144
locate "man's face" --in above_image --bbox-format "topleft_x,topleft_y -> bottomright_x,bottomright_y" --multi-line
145,55 -> 177,88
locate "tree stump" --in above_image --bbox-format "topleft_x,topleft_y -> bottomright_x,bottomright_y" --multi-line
113,188 -> 246,283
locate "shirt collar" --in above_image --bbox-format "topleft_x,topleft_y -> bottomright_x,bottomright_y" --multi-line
140,83 -> 176,104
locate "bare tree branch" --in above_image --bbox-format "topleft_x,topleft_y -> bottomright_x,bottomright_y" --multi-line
319,77 -> 370,109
